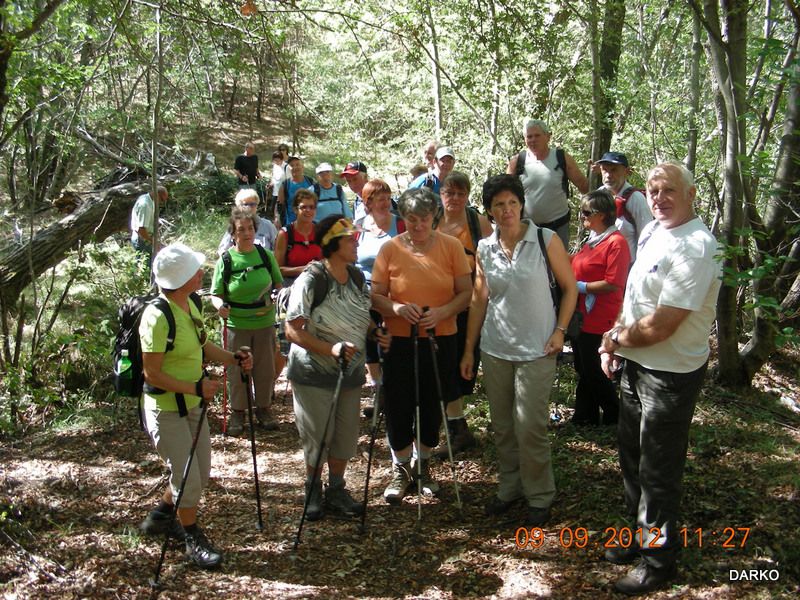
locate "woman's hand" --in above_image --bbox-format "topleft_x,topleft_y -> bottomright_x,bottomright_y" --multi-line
543,329 -> 565,356
218,303 -> 230,319
459,352 -> 475,380
395,302 -> 424,324
200,377 -> 222,400
233,347 -> 253,373
332,341 -> 358,364
374,328 -> 391,353
419,306 -> 447,332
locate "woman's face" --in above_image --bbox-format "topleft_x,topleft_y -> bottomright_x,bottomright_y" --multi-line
581,206 -> 606,233
233,218 -> 256,248
490,190 -> 523,228
367,191 -> 392,216
296,198 -> 317,223
335,235 -> 358,263
441,185 -> 469,215
524,126 -> 550,154
404,211 -> 434,243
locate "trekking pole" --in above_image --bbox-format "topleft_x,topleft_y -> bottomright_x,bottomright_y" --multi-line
425,321 -> 463,512
359,326 -> 386,534
240,342 -> 264,531
411,323 -> 423,522
293,346 -> 346,550
221,303 -> 229,435
151,398 -> 210,588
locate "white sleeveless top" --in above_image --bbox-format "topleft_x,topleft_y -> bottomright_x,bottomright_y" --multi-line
520,149 -> 569,224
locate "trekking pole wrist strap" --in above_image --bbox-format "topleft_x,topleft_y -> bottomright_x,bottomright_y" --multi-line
195,377 -> 204,398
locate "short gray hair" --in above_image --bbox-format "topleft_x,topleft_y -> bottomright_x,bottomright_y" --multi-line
234,188 -> 259,206
647,161 -> 695,189
523,118 -> 551,136
398,187 -> 439,219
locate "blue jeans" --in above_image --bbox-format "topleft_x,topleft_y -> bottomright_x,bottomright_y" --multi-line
618,359 -> 707,569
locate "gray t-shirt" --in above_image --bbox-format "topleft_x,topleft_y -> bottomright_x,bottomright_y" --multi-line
286,265 -> 371,388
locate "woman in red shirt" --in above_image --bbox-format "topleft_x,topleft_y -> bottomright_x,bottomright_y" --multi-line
570,189 -> 631,425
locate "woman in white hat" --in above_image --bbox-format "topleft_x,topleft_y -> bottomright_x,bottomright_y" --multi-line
138,242 -> 253,570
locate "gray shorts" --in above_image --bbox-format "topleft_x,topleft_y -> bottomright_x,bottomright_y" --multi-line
142,403 -> 210,508
292,382 -> 361,466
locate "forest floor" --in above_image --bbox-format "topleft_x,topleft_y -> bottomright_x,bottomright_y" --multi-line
1,346 -> 798,599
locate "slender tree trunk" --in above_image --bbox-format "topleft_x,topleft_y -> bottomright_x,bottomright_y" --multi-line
686,12 -> 702,172
150,2 -> 164,285
425,6 -> 443,137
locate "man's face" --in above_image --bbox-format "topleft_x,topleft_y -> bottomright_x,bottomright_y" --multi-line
289,159 -> 304,179
524,127 -> 550,153
318,171 -> 333,187
344,172 -> 366,194
423,143 -> 437,165
646,165 -> 696,229
436,156 -> 455,179
599,163 -> 631,193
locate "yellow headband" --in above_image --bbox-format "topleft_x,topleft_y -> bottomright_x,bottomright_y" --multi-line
321,218 -> 357,247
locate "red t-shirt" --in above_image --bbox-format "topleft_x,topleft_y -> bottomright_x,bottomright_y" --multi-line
285,224 -> 322,268
571,231 -> 630,335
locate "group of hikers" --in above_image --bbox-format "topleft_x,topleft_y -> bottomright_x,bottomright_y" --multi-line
129,120 -> 721,596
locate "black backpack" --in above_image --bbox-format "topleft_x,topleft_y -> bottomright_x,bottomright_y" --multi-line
515,148 -> 569,197
312,183 -> 347,214
220,245 -> 281,307
113,292 -> 202,417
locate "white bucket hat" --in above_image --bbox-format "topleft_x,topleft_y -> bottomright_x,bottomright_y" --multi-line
152,243 -> 206,289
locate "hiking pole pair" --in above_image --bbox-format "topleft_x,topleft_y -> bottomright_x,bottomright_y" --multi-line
425,322 -> 463,511
151,397 -> 210,588
221,303 -> 229,435
293,346 -> 347,550
359,326 -> 387,534
240,341 -> 264,531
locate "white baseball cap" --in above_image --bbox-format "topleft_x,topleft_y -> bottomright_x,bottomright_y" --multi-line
315,162 -> 334,174
153,243 -> 206,289
435,146 -> 455,160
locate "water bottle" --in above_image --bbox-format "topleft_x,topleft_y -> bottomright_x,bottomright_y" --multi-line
118,349 -> 133,380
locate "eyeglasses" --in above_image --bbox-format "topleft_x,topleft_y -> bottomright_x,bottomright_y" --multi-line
581,210 -> 599,218
242,202 -> 258,207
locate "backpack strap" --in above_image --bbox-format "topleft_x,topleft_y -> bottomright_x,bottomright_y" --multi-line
304,261 -> 366,315
555,148 -> 569,197
284,223 -> 295,255
514,149 -> 527,177
312,183 -> 321,198
536,227 -> 559,314
466,206 -> 482,249
221,250 -> 233,297
617,187 -> 640,239
336,184 -> 346,213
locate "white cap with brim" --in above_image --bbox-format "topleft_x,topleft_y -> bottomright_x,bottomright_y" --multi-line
153,243 -> 206,290
435,146 -> 455,160
315,162 -> 333,174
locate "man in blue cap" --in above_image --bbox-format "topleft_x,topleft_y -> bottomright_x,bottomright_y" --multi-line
595,152 -> 652,262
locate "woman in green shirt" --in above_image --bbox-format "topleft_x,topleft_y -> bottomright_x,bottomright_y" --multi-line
139,242 -> 253,569
211,207 -> 283,435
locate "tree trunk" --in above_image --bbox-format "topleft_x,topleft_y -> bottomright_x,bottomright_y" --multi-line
425,5 -> 443,137
686,12 -> 702,173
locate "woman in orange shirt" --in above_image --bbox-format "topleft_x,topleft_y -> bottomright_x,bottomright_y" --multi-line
371,187 -> 472,504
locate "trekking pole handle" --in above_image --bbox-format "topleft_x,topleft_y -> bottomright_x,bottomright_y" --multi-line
235,346 -> 252,381
422,306 -> 436,338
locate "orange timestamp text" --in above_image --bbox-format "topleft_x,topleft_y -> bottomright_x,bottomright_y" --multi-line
514,526 -> 752,550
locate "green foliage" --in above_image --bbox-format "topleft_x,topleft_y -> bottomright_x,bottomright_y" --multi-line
169,173 -> 239,209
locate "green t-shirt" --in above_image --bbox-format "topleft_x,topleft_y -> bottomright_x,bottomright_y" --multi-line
211,246 -> 283,330
139,296 -> 204,412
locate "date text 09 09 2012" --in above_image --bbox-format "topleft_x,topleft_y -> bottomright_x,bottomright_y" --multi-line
514,526 -> 751,550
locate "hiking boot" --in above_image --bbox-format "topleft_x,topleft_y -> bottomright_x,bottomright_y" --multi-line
413,458 -> 439,496
304,479 -> 324,521
383,462 -> 412,504
525,505 -> 551,527
139,509 -> 186,541
434,418 -> 475,459
227,410 -> 245,436
255,407 -> 278,431
614,560 -> 677,595
484,495 -> 521,516
325,482 -> 364,517
184,528 -> 223,569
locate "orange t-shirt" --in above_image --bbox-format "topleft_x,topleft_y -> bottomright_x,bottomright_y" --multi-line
372,233 -> 471,338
